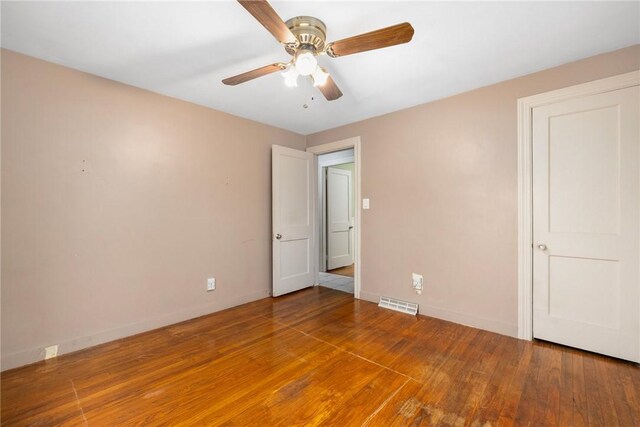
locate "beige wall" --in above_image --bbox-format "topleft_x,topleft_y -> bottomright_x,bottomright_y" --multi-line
3,45 -> 639,370
1,49 -> 306,370
307,45 -> 640,336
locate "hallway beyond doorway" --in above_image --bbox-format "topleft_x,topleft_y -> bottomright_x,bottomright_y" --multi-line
327,263 -> 354,277
319,271 -> 354,294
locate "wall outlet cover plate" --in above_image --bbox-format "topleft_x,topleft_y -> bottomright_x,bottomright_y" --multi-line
412,273 -> 423,290
44,345 -> 58,360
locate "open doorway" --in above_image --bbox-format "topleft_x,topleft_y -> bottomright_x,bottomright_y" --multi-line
307,137 -> 361,298
319,155 -> 355,294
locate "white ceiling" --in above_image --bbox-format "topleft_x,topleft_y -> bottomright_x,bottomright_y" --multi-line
2,1 -> 638,135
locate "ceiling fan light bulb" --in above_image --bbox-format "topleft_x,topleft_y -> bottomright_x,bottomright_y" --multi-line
294,51 -> 317,76
282,66 -> 299,87
312,67 -> 329,87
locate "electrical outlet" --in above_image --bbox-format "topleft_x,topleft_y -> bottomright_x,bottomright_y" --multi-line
412,273 -> 423,295
207,277 -> 216,291
44,345 -> 58,360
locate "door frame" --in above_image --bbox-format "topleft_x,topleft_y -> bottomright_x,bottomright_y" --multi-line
517,70 -> 639,340
307,137 -> 362,299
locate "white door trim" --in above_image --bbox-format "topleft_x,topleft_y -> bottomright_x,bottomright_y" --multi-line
308,137 -> 362,299
517,70 -> 640,340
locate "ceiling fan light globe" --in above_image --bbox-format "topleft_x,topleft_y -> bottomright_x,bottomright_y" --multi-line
282,66 -> 299,87
294,51 -> 317,76
312,67 -> 329,87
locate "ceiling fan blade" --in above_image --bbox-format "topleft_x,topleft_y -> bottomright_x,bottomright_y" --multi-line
237,0 -> 297,45
222,63 -> 285,86
315,75 -> 343,101
327,22 -> 414,58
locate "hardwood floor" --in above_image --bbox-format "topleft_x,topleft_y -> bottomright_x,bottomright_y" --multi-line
2,287 -> 639,426
327,263 -> 354,277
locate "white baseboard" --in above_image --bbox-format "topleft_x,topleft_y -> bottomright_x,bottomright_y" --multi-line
419,302 -> 517,338
4,288 -> 518,371
358,291 -> 381,304
359,291 -> 517,338
1,289 -> 270,371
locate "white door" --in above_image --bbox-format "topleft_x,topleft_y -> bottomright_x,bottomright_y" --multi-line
532,85 -> 640,362
327,166 -> 353,270
272,145 -> 315,297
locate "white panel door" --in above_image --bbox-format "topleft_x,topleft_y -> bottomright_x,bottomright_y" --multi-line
272,145 -> 315,297
533,85 -> 640,362
327,167 -> 353,270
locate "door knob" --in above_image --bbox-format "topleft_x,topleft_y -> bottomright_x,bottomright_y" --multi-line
275,234 -> 282,240
537,244 -> 547,251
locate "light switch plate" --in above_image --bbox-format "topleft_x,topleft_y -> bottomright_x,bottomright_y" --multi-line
362,198 -> 370,210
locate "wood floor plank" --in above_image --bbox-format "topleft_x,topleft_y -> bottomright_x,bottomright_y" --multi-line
461,330 -> 513,425
558,350 -> 575,426
2,286 -> 638,426
363,327 -> 486,425
583,355 -> 607,426
571,352 -> 590,426
202,351 -> 399,425
513,343 -> 549,425
495,341 -> 534,426
594,356 -> 627,425
430,331 -> 503,423
541,342 -> 562,426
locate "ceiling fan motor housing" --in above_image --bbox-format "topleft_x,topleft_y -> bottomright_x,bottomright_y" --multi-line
284,16 -> 327,55
225,1 -> 414,101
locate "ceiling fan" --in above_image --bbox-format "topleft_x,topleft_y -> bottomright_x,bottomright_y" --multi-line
222,0 -> 415,101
